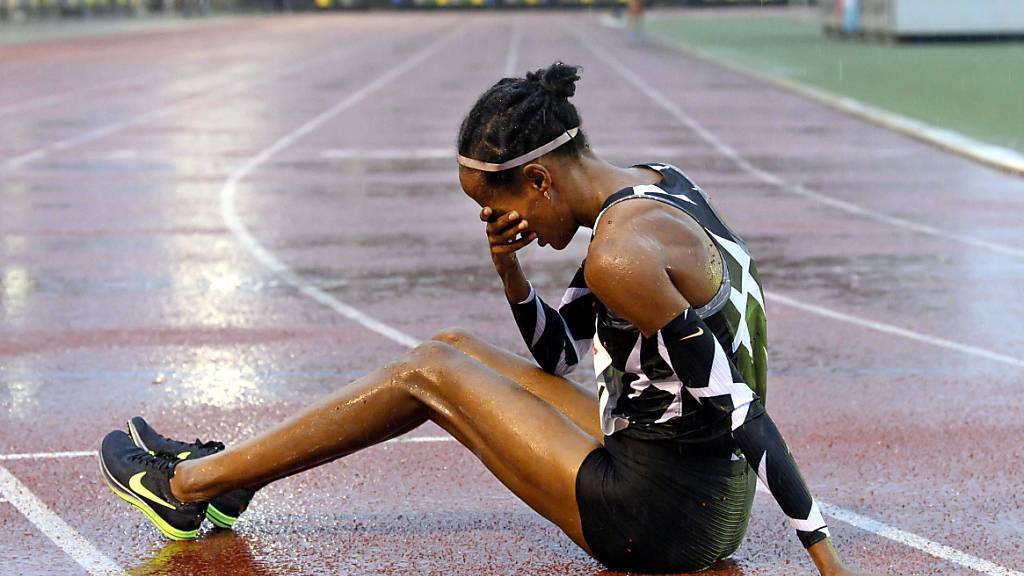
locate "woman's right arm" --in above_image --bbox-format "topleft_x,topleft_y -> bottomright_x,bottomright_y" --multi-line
482,207 -> 595,376
481,207 -> 533,302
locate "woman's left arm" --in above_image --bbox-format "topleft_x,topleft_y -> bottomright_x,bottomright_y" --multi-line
585,235 -> 875,576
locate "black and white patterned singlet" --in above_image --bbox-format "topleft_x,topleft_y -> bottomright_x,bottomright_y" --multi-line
515,162 -> 767,443
510,162 -> 830,550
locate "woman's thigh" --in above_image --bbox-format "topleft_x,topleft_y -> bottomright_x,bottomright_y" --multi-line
430,329 -> 602,441
405,341 -> 602,552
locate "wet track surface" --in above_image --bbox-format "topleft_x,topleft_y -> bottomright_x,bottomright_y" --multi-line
2,11 -> 1023,576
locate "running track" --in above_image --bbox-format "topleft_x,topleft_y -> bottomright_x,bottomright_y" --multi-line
1,11 -> 1023,575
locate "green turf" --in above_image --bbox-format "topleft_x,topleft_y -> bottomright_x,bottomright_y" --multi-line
647,13 -> 1024,153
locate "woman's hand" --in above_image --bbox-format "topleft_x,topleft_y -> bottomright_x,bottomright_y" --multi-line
808,539 -> 882,576
480,206 -> 535,303
481,207 -> 536,269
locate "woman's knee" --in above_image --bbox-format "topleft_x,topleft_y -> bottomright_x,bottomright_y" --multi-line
429,327 -> 483,350
395,340 -> 464,391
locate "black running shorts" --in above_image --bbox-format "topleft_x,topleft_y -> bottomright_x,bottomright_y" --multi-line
575,433 -> 756,573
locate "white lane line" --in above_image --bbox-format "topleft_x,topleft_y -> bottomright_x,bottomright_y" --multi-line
319,145 -> 700,161
820,503 -> 1024,576
0,32 -> 282,121
214,19 -> 1023,576
504,21 -> 523,77
0,23 -> 449,576
579,28 -> 1024,370
321,147 -> 453,160
0,38 -> 370,172
0,437 -> 456,462
390,436 -> 454,444
0,28 -> 449,576
0,74 -> 159,120
769,291 -> 1024,369
0,450 -> 95,461
579,30 -> 1024,260
0,465 -> 124,576
642,27 -> 1024,177
22,421 -> 1021,575
580,30 -> 1024,573
221,27 -> 465,351
765,484 -> 1023,576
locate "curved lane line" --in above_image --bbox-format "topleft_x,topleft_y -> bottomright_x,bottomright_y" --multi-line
220,26 -> 466,350
0,23 -> 456,576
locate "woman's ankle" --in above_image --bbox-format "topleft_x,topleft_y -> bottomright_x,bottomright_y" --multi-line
170,460 -> 208,503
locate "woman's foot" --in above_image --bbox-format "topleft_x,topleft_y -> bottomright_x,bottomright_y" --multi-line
98,430 -> 207,540
127,416 -> 256,529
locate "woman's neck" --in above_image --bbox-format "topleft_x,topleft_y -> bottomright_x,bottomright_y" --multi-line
569,154 -> 663,229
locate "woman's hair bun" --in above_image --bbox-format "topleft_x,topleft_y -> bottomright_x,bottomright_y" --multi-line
526,62 -> 581,99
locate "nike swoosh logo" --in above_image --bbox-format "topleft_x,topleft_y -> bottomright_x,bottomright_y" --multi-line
129,472 -> 177,510
680,327 -> 704,341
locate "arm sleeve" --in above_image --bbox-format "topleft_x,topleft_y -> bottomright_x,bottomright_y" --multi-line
510,266 -> 596,376
659,308 -> 831,549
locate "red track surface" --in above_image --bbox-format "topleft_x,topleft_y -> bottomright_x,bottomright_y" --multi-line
2,11 -> 1023,576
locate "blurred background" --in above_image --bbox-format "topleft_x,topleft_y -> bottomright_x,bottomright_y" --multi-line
2,1 -> 1021,160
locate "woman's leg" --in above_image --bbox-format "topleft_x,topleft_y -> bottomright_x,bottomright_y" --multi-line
430,328 -> 602,441
168,339 -> 602,550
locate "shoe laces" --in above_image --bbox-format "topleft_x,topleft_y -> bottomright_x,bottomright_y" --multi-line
128,450 -> 180,475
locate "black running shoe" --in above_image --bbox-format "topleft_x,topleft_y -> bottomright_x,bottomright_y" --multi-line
127,416 -> 256,529
98,430 -> 206,540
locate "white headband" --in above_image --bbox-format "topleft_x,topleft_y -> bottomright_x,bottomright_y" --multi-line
457,127 -> 579,172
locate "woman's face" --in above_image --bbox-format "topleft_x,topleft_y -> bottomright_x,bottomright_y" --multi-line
459,164 -> 578,250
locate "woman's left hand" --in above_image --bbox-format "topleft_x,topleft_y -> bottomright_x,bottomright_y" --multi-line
808,539 -> 884,576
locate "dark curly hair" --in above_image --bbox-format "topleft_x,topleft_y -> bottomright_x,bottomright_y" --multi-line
457,62 -> 588,187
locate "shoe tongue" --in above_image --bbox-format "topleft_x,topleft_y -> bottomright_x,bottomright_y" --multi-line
150,452 -> 179,475
179,439 -> 224,458
195,439 -> 225,453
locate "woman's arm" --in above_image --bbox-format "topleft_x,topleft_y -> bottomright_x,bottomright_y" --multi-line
482,207 -> 534,303
585,227 -> 874,576
481,207 -> 596,375
509,266 -> 595,375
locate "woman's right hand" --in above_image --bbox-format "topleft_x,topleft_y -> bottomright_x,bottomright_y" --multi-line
480,207 -> 537,273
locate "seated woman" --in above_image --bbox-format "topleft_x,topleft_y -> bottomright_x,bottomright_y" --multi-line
99,62 -> 874,575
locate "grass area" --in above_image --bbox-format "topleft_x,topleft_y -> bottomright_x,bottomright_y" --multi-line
647,12 -> 1024,154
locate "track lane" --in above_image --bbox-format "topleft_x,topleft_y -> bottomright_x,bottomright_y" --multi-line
0,15 -> 452,169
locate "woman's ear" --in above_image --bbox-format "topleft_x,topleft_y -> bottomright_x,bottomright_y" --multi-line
521,163 -> 551,195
